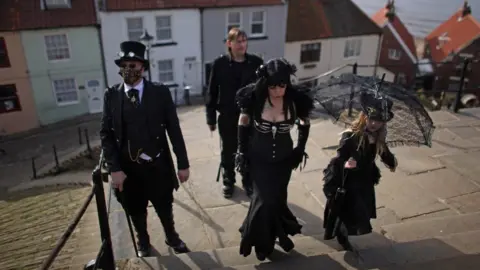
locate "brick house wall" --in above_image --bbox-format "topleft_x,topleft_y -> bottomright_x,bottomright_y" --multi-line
378,25 -> 416,86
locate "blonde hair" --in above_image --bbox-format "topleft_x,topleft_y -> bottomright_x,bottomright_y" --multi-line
343,111 -> 387,157
226,28 -> 247,54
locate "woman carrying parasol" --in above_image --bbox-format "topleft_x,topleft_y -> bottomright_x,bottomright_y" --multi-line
322,92 -> 398,251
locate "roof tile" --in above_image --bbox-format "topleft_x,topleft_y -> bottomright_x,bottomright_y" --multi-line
0,0 -> 97,32
426,8 -> 480,62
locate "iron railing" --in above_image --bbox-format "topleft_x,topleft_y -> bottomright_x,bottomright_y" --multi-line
40,153 -> 116,270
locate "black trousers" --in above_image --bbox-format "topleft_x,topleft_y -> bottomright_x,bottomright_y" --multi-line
218,112 -> 251,187
114,156 -> 180,245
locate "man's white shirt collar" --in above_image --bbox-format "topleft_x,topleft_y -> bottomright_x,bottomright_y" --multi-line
124,79 -> 144,102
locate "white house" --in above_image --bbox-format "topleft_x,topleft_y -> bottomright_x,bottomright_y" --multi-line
284,0 -> 388,86
98,1 -> 202,103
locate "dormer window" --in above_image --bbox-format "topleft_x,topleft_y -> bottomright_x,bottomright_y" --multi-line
436,32 -> 450,49
41,0 -> 72,10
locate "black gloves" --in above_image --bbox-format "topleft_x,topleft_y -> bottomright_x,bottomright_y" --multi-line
235,125 -> 250,174
292,124 -> 310,170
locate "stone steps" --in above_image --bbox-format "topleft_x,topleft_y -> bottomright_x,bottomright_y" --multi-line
119,224 -> 480,269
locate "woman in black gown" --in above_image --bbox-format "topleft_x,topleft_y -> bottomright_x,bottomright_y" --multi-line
234,58 -> 314,260
322,93 -> 398,251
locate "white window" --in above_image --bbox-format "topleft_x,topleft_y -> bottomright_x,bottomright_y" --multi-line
155,16 -> 172,41
344,39 -> 362,58
250,11 -> 266,36
158,60 -> 174,83
396,73 -> 406,84
42,0 -> 71,9
126,17 -> 144,41
388,49 -> 402,60
52,78 -> 78,105
44,34 -> 70,61
226,11 -> 242,34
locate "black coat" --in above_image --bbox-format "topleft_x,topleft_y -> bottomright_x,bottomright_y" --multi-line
322,131 -> 397,235
205,53 -> 263,125
100,79 -> 189,190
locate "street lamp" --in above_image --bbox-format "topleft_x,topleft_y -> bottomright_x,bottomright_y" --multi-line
139,29 -> 154,81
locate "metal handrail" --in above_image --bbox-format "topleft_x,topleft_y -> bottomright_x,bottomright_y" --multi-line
41,152 -> 115,270
40,186 -> 96,270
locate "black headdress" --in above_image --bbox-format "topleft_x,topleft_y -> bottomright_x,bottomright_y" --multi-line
114,41 -> 149,70
236,58 -> 314,120
360,92 -> 394,122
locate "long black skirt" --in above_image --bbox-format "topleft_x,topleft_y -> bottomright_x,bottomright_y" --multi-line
239,157 -> 302,257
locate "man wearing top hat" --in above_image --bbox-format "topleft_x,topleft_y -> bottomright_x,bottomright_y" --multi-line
100,41 -> 191,257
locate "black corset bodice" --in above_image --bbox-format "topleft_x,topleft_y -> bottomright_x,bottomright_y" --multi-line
249,117 -> 295,163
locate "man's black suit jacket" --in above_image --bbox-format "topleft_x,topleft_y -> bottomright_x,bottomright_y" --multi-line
100,79 -> 189,190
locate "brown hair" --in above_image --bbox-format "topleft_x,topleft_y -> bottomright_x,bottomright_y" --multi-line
226,28 -> 247,53
346,111 -> 387,156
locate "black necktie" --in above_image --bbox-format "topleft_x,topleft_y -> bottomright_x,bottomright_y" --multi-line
127,89 -> 139,107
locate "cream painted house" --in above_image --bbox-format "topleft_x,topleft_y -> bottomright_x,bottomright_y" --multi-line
285,0 -> 390,85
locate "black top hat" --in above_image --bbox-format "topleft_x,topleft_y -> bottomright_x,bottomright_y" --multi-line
360,92 -> 394,122
114,41 -> 149,70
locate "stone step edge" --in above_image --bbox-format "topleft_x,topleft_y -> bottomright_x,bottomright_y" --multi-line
217,252 -> 480,270
380,211 -> 480,242
119,229 -> 480,270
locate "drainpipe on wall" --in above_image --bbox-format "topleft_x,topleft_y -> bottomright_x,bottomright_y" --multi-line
96,24 -> 109,88
373,33 -> 382,77
199,7 -> 206,97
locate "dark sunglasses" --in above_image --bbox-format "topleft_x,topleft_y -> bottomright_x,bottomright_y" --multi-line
120,64 -> 138,69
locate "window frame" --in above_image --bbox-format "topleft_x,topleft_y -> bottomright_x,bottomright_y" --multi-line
155,15 -> 173,42
226,11 -> 242,35
250,10 -> 266,37
44,33 -> 71,62
388,48 -> 402,60
396,73 -> 407,85
51,77 -> 80,106
0,84 -> 21,114
300,42 -> 322,64
0,37 -> 11,68
344,39 -> 362,58
126,17 -> 144,41
41,0 -> 72,10
157,59 -> 175,84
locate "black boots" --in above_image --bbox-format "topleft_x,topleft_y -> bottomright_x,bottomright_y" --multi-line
157,207 -> 190,254
130,210 -> 190,257
336,224 -> 354,251
223,182 -> 235,198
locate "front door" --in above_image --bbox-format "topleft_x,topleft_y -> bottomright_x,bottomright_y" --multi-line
183,57 -> 198,91
86,79 -> 103,114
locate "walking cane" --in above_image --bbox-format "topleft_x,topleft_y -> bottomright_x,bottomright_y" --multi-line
216,138 -> 222,182
118,191 -> 139,257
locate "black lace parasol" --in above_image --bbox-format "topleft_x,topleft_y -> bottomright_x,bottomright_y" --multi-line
314,73 -> 435,147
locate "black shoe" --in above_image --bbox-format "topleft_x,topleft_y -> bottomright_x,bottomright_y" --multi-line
223,184 -> 235,198
278,237 -> 294,253
137,243 -> 151,257
165,239 -> 190,254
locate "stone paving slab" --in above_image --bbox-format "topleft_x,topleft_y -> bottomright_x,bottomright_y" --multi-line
381,212 -> 480,243
407,168 -> 480,200
437,151 -> 480,186
445,192 -> 480,214
373,170 -> 450,219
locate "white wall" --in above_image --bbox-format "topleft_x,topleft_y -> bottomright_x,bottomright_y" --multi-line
99,9 -> 202,98
285,34 -> 381,84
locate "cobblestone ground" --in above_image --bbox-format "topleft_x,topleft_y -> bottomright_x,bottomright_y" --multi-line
0,183 -> 99,270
